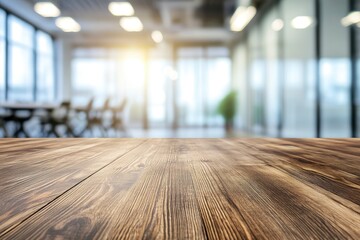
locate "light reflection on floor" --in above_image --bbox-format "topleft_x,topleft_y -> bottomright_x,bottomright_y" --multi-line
0,123 -> 252,138
126,128 -> 251,138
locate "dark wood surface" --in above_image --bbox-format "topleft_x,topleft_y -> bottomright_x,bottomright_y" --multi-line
0,138 -> 359,239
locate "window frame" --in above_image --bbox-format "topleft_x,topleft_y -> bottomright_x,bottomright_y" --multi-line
0,4 -> 56,102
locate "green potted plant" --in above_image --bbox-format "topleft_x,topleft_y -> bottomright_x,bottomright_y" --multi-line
217,90 -> 237,133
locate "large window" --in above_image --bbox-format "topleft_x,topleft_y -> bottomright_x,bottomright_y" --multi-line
8,15 -> 34,101
37,31 -> 55,102
0,10 -> 55,102
72,47 -> 231,128
72,48 -> 145,127
177,47 -> 231,127
177,48 -> 205,126
148,56 -> 172,127
72,46 -> 231,128
0,9 -> 5,100
206,47 -> 231,126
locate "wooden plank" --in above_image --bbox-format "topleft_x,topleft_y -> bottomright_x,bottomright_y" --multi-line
0,139 -> 52,153
1,139 -> 360,239
0,139 -> 145,235
1,139 -> 207,239
186,139 -> 360,238
233,138 -> 360,207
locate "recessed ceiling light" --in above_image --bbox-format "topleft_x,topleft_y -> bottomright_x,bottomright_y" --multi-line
34,2 -> 60,17
271,19 -> 284,31
341,11 -> 360,27
230,6 -> 257,32
120,17 -> 143,32
55,17 -> 81,32
109,2 -> 134,16
291,16 -> 313,29
151,31 -> 163,43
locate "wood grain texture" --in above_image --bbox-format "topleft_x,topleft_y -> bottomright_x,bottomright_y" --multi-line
0,138 -> 359,239
0,138 -> 145,235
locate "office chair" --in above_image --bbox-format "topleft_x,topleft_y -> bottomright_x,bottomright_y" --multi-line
0,109 -> 12,137
107,98 -> 127,137
76,98 -> 96,137
41,101 -> 73,137
11,110 -> 33,138
85,97 -> 111,137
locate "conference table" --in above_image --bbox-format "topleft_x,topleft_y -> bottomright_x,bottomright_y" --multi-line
0,138 -> 359,239
0,102 -> 58,111
0,102 -> 59,137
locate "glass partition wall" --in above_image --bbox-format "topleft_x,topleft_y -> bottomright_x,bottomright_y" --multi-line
281,0 -> 316,137
320,0 -> 351,137
248,26 -> 266,134
233,0 -> 359,137
356,0 -> 360,137
262,7 -> 281,137
232,43 -> 248,131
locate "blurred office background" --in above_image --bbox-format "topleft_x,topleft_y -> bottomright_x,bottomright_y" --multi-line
0,0 -> 359,138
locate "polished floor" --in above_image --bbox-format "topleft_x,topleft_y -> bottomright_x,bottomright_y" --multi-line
0,123 -> 250,138
127,127 -> 248,138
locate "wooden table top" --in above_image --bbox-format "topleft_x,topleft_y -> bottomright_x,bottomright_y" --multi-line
0,138 -> 359,239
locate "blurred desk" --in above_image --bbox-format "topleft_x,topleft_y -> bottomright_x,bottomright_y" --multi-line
0,102 -> 58,137
0,102 -> 58,111
0,138 -> 359,238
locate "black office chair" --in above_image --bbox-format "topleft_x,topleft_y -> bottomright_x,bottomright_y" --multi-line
41,101 -> 73,137
84,98 -> 111,137
0,109 -> 12,137
107,98 -> 127,137
12,110 -> 33,138
76,98 -> 95,137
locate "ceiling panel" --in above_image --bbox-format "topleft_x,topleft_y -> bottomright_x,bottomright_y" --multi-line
30,0 -> 163,14
24,0 -> 268,42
